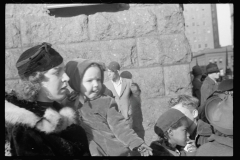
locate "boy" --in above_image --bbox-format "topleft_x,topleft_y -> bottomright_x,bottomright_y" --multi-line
150,108 -> 196,156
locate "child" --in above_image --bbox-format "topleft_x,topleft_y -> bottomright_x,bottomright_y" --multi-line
5,43 -> 90,156
64,58 -> 152,156
150,108 -> 196,156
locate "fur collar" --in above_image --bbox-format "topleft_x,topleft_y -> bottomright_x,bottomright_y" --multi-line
5,100 -> 77,134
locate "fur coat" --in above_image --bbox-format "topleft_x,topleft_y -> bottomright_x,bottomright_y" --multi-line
5,92 -> 90,156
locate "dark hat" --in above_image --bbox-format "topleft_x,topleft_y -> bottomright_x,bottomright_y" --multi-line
192,65 -> 202,76
154,108 -> 186,137
225,68 -> 232,75
205,95 -> 233,135
206,63 -> 219,74
107,61 -> 120,72
16,42 -> 63,79
218,79 -> 233,92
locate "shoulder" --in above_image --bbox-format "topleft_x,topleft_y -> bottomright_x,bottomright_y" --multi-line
150,141 -> 173,156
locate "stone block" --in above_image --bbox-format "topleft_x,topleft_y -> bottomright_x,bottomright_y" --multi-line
5,48 -> 24,79
49,15 -> 88,44
54,39 -> 138,69
20,16 -> 50,47
5,4 -> 15,18
88,8 -> 157,41
163,64 -> 192,96
149,4 -> 185,34
5,18 -> 21,49
53,43 -> 103,64
137,34 -> 191,67
14,4 -> 49,18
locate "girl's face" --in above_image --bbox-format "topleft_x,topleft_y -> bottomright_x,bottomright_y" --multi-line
80,66 -> 102,100
169,119 -> 189,147
39,62 -> 70,102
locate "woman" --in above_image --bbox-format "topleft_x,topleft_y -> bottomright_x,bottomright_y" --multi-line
5,42 -> 90,156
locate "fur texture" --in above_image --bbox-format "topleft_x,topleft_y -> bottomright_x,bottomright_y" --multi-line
5,100 -> 77,134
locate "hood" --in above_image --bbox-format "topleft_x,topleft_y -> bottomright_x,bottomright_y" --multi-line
65,58 -> 104,93
5,94 -> 77,134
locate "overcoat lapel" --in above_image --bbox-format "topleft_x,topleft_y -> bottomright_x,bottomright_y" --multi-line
119,79 -> 127,97
107,81 -> 119,98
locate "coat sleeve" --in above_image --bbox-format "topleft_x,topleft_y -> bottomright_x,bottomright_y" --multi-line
106,99 -> 144,151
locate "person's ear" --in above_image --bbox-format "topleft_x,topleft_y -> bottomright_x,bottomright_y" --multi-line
167,128 -> 173,137
192,109 -> 198,119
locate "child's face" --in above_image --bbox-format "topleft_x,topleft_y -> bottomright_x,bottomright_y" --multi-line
80,66 -> 102,100
169,120 -> 189,147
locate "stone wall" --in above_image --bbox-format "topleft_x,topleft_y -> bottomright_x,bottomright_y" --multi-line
5,4 -> 192,145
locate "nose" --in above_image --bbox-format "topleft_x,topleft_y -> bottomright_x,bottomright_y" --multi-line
62,72 -> 70,82
92,80 -> 99,87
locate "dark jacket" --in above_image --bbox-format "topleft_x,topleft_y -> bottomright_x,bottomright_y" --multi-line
195,119 -> 213,148
192,77 -> 202,101
199,76 -> 218,115
5,93 -> 90,156
150,141 -> 190,156
78,95 -> 144,156
195,134 -> 233,156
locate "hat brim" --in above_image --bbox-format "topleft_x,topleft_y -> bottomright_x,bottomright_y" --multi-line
205,97 -> 233,135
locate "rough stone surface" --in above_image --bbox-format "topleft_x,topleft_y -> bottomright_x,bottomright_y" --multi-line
140,97 -> 174,145
20,16 -> 51,47
54,39 -> 138,69
13,4 -> 49,18
5,79 -> 21,93
49,15 -> 88,44
5,18 -> 21,49
163,64 -> 192,96
147,4 -> 185,34
88,8 -> 157,41
137,34 -> 191,67
5,48 -> 25,79
5,4 -> 15,19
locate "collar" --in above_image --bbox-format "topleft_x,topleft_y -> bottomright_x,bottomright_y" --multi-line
197,119 -> 213,136
5,99 -> 77,134
111,77 -> 122,86
208,76 -> 217,84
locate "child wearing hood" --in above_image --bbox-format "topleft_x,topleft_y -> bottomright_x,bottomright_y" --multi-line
63,58 -> 152,156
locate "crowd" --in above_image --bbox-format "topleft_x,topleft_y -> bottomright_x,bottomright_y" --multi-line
5,42 -> 233,156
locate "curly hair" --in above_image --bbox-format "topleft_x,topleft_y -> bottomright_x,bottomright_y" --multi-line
13,71 -> 45,102
169,94 -> 199,113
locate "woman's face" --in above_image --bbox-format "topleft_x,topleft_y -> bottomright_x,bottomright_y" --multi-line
169,119 -> 189,147
80,66 -> 102,100
39,62 -> 70,102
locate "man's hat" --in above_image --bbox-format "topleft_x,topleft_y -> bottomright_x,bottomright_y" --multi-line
206,63 -> 219,74
192,65 -> 202,76
107,61 -> 120,72
205,95 -> 233,135
16,42 -> 63,79
218,79 -> 233,92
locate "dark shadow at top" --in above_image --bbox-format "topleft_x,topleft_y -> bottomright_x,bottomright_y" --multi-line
48,4 -> 130,17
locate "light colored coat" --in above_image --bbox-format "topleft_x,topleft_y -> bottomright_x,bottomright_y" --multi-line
104,78 -> 133,119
